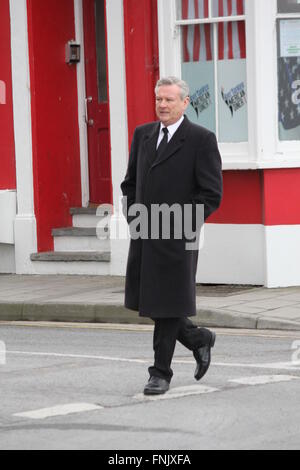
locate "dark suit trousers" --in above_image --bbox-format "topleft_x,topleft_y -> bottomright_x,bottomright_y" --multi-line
148,318 -> 212,383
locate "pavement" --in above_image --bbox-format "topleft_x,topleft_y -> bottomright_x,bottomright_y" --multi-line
1,274 -> 300,330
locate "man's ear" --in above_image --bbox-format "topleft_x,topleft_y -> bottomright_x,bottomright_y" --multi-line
184,96 -> 190,109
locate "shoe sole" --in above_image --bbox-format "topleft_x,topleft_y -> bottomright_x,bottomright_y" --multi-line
143,389 -> 169,396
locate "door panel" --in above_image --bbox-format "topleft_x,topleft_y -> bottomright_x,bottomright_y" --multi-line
83,0 -> 112,205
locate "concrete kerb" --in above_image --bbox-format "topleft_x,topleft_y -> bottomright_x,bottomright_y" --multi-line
0,303 -> 23,321
256,316 -> 300,331
194,308 -> 258,329
1,301 -> 300,330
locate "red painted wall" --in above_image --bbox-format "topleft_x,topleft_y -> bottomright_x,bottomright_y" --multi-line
27,0 -> 82,252
263,168 -> 300,225
208,170 -> 263,224
0,0 -> 16,190
209,168 -> 300,226
124,0 -> 159,145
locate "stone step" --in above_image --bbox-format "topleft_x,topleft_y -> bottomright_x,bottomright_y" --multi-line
54,236 -> 110,252
52,227 -> 109,237
30,251 -> 111,262
72,213 -> 110,229
69,206 -> 112,216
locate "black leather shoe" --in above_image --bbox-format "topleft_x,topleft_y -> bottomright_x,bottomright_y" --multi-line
143,376 -> 170,395
193,331 -> 216,381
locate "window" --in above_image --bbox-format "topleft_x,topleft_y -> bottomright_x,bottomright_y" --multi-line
176,0 -> 247,143
278,0 -> 300,14
277,0 -> 300,141
95,0 -> 108,103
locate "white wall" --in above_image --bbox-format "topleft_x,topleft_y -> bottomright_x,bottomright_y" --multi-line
0,190 -> 16,244
10,0 -> 37,274
197,224 -> 265,285
106,0 -> 130,276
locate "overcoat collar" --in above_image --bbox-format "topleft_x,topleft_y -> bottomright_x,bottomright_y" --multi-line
144,115 -> 190,168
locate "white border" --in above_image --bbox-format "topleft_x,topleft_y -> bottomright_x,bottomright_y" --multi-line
106,0 -> 130,276
106,0 -> 128,209
74,0 -> 89,207
10,0 -> 37,273
0,190 -> 16,244
197,224 -> 265,285
265,225 -> 300,287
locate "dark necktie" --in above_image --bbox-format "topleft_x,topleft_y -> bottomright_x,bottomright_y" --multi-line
156,127 -> 169,161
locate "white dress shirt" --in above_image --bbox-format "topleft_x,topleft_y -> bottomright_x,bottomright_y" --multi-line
156,115 -> 184,149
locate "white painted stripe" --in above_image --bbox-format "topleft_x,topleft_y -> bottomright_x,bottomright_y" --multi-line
134,384 -> 219,401
214,361 -> 300,371
229,375 -> 300,385
9,0 -> 38,273
5,350 -> 300,371
7,350 -> 148,364
106,0 -> 129,222
13,403 -> 103,420
74,0 -> 90,207
265,225 -> 300,288
196,224 -> 265,285
174,359 -> 300,371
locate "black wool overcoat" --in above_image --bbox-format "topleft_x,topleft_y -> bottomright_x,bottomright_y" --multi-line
120,116 -> 223,319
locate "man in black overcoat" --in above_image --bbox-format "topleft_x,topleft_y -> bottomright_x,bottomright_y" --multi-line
121,76 -> 223,395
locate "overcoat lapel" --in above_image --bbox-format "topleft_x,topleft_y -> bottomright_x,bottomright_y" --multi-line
143,122 -> 160,167
143,116 -> 190,168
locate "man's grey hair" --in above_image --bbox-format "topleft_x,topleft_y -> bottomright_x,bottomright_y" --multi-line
155,76 -> 190,100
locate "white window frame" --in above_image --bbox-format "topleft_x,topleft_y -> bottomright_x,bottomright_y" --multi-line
157,0 -> 300,170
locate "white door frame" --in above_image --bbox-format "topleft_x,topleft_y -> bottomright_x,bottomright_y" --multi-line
74,0 -> 90,208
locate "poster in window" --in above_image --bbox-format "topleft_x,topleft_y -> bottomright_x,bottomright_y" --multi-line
278,19 -> 300,140
181,23 -> 216,133
218,60 -> 248,142
182,61 -> 216,133
280,19 -> 300,57
278,57 -> 300,140
217,20 -> 248,142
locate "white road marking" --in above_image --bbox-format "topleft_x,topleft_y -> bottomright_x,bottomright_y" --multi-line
5,350 -> 300,371
134,384 -> 219,401
213,361 -> 300,371
6,350 -> 148,364
13,403 -> 103,420
229,375 -> 300,386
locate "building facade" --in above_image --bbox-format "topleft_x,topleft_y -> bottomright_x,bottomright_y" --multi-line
1,0 -> 300,287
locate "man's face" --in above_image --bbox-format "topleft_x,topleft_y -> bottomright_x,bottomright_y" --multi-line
155,84 -> 190,127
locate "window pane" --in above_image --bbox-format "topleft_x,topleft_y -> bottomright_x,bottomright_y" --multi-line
181,24 -> 216,133
218,20 -> 246,59
212,0 -> 245,17
278,0 -> 300,14
217,21 -> 248,142
176,0 -> 209,20
95,0 -> 108,103
277,19 -> 300,140
182,24 -> 213,62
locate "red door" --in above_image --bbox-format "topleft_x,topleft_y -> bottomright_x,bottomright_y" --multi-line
83,0 -> 112,205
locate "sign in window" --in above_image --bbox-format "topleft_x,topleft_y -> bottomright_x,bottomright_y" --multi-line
277,15 -> 300,140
